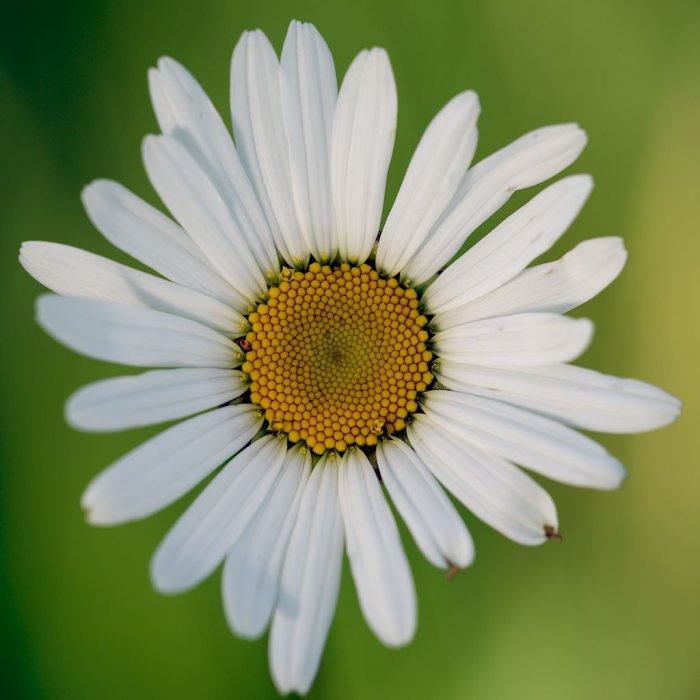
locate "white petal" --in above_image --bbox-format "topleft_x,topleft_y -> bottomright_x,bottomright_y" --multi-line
142,134 -> 266,308
269,453 -> 344,695
423,390 -> 626,489
402,124 -> 588,285
431,312 -> 593,367
281,21 -> 337,262
149,58 -> 279,281
230,30 -> 307,266
434,362 -> 681,434
376,91 -> 480,277
222,444 -> 311,639
81,180 -> 238,305
151,435 -> 287,594
82,404 -> 262,525
377,437 -> 474,569
20,242 -> 247,337
331,48 -> 397,264
408,414 -> 558,545
437,237 -> 628,327
423,174 -> 593,314
67,368 -> 247,432
36,295 -> 241,369
339,448 -> 416,647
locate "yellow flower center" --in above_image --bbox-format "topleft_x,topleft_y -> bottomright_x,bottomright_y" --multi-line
241,262 -> 433,454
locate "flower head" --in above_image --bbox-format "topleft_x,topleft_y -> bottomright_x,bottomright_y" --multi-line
20,19 -> 680,695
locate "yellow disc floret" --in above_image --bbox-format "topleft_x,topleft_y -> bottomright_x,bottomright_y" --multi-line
241,262 -> 431,454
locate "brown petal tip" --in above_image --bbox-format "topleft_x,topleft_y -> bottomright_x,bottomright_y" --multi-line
544,525 -> 563,542
446,562 -> 462,581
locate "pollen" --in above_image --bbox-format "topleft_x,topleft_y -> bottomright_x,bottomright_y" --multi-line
242,262 -> 431,454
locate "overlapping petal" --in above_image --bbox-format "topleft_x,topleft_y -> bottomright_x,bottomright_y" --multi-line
37,295 -> 241,369
377,437 -> 474,569
222,444 -> 311,640
331,48 -> 397,263
82,404 -> 262,525
81,179 -> 239,305
280,21 -> 338,262
231,29 -> 307,266
339,448 -> 416,646
21,241 -> 246,336
435,362 -> 681,433
402,124 -> 587,285
269,453 -> 344,695
431,312 -> 593,367
142,134 -> 267,308
149,57 -> 279,280
375,91 -> 480,277
422,390 -> 625,489
151,435 -> 287,593
434,237 -> 627,327
408,413 -> 559,545
423,174 -> 593,316
67,368 -> 247,432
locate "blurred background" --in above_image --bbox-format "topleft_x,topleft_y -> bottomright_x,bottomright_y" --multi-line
1,0 -> 698,698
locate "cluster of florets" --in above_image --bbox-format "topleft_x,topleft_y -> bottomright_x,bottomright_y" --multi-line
241,262 -> 432,454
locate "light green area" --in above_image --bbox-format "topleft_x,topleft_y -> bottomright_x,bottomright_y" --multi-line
1,1 -> 698,698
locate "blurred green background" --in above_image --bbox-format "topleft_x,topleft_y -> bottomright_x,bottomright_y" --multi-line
1,0 -> 698,698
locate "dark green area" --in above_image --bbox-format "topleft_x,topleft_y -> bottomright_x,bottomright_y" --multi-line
1,1 -> 698,698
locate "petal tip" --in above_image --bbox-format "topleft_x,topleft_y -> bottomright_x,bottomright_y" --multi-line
81,497 -> 114,528
544,525 -> 563,542
569,172 -> 594,191
80,179 -> 111,207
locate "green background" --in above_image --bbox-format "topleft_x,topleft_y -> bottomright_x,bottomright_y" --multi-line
1,0 -> 698,698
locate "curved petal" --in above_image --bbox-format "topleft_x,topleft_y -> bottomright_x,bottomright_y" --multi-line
82,404 -> 262,525
331,48 -> 397,264
281,21 -> 337,262
339,447 -> 416,647
434,362 -> 681,434
431,312 -> 593,367
423,174 -> 593,314
151,435 -> 287,594
149,57 -> 279,281
81,180 -> 238,305
269,453 -> 344,696
422,390 -> 626,489
66,368 -> 247,432
402,124 -> 588,285
435,237 -> 627,327
230,29 -> 307,266
222,444 -> 311,639
408,413 -> 558,545
375,91 -> 480,277
142,134 -> 266,308
377,437 -> 474,569
20,242 -> 247,337
36,295 -> 241,369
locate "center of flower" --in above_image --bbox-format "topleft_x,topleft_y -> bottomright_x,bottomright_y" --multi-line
241,262 -> 433,454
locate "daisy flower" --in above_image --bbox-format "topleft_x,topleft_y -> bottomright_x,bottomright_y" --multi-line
20,19 -> 680,695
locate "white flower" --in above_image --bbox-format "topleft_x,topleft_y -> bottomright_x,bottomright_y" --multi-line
20,19 -> 680,696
